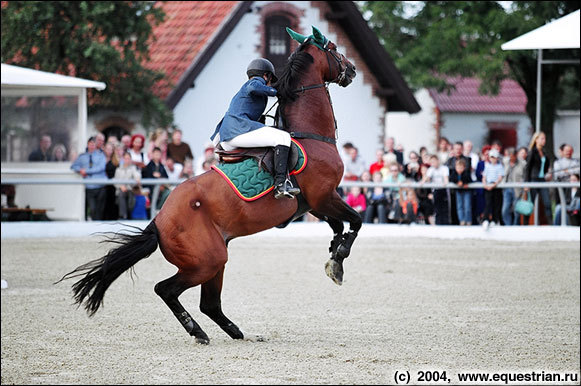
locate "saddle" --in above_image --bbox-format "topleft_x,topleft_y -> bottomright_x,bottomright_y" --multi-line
215,143 -> 300,176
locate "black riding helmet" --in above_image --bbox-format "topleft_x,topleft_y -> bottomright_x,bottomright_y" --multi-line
246,58 -> 278,83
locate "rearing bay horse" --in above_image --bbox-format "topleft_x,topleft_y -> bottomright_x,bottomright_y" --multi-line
58,26 -> 360,344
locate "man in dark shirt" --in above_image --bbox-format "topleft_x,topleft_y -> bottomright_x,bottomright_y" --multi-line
28,134 -> 53,161
167,129 -> 193,165
142,147 -> 169,212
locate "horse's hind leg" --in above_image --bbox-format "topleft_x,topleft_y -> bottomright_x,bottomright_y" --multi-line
154,272 -> 211,344
200,266 -> 265,342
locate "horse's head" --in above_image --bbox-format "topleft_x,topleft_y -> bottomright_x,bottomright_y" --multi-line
286,26 -> 356,87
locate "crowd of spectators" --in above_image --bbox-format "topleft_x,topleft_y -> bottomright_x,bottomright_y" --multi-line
65,128 -> 217,221
336,134 -> 580,227
3,129 -> 579,227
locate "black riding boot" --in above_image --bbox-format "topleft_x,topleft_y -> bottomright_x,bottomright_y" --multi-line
273,145 -> 300,199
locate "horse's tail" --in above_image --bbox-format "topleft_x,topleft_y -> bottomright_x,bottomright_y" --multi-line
56,221 -> 160,316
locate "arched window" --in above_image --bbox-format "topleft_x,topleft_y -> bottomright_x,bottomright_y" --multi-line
265,15 -> 291,76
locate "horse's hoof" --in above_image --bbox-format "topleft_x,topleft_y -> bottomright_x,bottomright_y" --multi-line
243,333 -> 266,342
325,259 -> 343,286
195,336 -> 210,345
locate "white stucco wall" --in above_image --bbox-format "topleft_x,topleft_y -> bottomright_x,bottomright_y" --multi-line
386,89 -> 437,157
172,1 -> 385,167
440,112 -> 532,151
386,88 -> 534,159
554,110 -> 580,158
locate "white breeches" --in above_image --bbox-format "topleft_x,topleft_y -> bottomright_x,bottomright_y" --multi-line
220,127 -> 291,151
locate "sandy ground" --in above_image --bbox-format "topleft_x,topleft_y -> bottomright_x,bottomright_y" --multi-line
1,235 -> 579,385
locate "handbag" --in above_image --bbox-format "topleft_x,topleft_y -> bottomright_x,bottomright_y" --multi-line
515,192 -> 534,216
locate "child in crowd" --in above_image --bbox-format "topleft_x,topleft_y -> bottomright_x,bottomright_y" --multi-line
482,148 -> 504,229
130,185 -> 149,220
395,186 -> 419,224
422,154 -> 450,225
345,186 -> 367,219
449,158 -> 473,225
364,171 -> 388,223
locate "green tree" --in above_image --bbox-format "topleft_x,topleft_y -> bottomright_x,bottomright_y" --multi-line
1,1 -> 173,129
363,1 -> 580,157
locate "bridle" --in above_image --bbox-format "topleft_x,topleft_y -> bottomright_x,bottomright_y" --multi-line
279,39 -> 349,145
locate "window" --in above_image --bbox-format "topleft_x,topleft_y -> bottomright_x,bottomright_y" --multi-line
265,15 -> 291,76
1,95 -> 79,162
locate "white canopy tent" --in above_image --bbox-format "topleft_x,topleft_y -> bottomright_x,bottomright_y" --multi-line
1,63 -> 106,220
501,10 -> 580,133
1,63 -> 106,154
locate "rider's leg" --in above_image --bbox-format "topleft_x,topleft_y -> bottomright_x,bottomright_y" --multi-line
221,127 -> 300,199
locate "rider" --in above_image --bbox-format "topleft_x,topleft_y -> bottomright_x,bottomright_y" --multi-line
211,58 -> 300,200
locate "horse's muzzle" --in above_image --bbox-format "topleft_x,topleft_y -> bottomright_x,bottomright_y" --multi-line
339,65 -> 356,87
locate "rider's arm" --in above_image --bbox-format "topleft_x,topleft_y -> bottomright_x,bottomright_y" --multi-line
247,79 -> 277,97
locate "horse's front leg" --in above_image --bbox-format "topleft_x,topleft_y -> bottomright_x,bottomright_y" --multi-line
311,191 -> 362,285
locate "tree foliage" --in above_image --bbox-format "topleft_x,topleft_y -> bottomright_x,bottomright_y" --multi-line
1,1 -> 173,129
362,1 -> 580,156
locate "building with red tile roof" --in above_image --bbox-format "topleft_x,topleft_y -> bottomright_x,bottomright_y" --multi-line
90,1 -> 421,166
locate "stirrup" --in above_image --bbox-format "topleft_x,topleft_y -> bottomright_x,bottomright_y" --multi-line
274,179 -> 297,199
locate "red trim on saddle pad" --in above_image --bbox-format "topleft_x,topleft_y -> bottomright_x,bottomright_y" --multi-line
211,138 -> 307,202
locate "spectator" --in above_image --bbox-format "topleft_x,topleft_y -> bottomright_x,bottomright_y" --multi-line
422,154 -> 449,225
103,142 -> 119,220
437,137 -> 451,165
343,146 -> 366,181
554,173 -> 580,226
51,143 -> 67,162
482,148 -> 504,229
142,147 -> 169,212
130,185 -> 149,220
379,153 -> 398,179
463,140 -> 479,181
165,156 -> 183,181
180,159 -> 195,179
95,132 -> 106,153
553,144 -> 579,182
404,151 -> 422,181
524,131 -> 553,224
502,147 -> 526,226
167,128 -> 194,166
384,162 -> 407,221
120,134 -> 132,151
201,160 -> 215,174
114,144 -> 125,167
475,145 -> 491,224
491,139 -> 503,160
364,171 -> 388,224
517,146 -> 528,162
106,135 -> 119,147
28,134 -> 53,161
446,142 -> 471,225
419,146 -> 430,165
114,152 -> 142,220
416,163 -> 435,224
341,142 -> 354,165
195,142 -> 217,176
70,136 -> 107,221
360,170 -> 372,196
369,149 -> 385,175
384,136 -> 403,165
345,186 -> 366,219
394,186 -> 419,224
147,128 -> 169,164
449,158 -> 473,226
128,133 -> 149,170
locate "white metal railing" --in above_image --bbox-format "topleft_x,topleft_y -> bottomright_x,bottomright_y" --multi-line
1,177 -> 579,225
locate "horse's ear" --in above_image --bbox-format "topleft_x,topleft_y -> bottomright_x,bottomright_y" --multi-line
286,27 -> 307,44
311,26 -> 326,45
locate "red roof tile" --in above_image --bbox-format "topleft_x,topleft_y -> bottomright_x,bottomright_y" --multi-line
428,77 -> 527,113
145,1 -> 240,100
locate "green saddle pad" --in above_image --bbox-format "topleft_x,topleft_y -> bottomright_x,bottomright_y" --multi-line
212,139 -> 306,201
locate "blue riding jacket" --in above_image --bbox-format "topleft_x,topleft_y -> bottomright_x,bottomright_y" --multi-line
210,77 -> 277,143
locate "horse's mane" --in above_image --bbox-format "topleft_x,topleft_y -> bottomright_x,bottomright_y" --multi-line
274,50 -> 314,103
